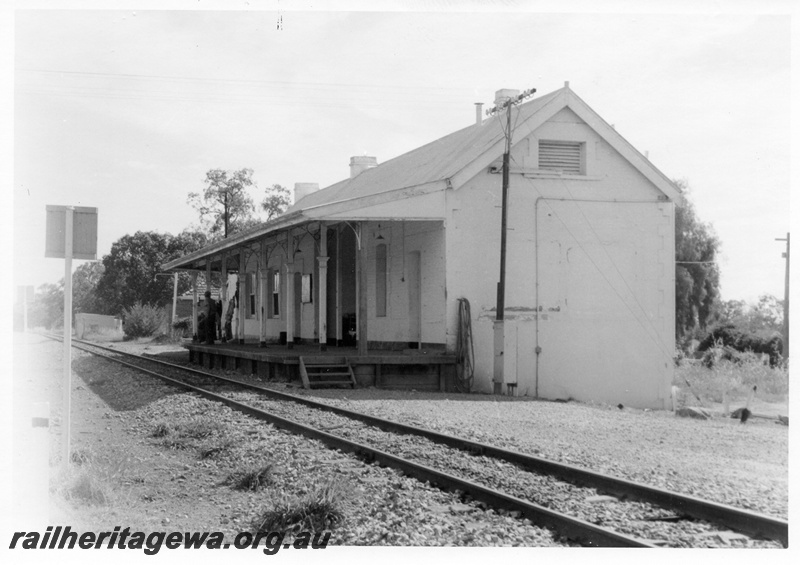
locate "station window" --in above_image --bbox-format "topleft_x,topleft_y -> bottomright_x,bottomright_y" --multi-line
376,243 -> 387,317
247,273 -> 256,317
301,274 -> 313,304
272,271 -> 281,318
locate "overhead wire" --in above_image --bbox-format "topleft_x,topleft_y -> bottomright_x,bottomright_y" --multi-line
17,67 -> 474,93
15,67 -> 480,109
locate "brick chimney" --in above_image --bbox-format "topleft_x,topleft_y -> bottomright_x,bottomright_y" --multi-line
349,156 -> 377,179
294,182 -> 319,203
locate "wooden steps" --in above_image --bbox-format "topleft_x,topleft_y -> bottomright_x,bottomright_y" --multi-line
299,357 -> 356,389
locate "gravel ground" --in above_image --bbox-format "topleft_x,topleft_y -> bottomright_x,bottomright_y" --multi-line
285,388 -> 788,519
220,392 -> 782,547
14,335 -> 568,547
12,334 -> 788,550
112,339 -> 789,520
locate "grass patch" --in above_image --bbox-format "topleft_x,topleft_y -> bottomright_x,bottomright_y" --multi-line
55,450 -> 119,507
675,352 -> 788,405
252,479 -> 347,533
70,447 -> 93,466
199,439 -> 234,460
161,438 -> 194,450
151,422 -> 170,438
176,419 -> 223,439
67,472 -> 112,506
224,463 -> 275,491
159,419 -> 225,450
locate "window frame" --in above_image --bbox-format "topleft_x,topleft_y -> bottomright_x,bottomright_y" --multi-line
375,243 -> 388,318
271,270 -> 281,319
246,273 -> 256,318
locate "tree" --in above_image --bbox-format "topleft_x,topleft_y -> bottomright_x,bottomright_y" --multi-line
94,230 -> 208,315
261,184 -> 291,221
715,294 -> 783,336
715,299 -> 748,328
21,262 -> 104,329
674,179 -> 722,342
751,294 -> 784,332
72,261 -> 105,315
187,168 -> 257,240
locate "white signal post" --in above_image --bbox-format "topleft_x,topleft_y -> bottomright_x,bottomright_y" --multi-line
62,206 -> 74,465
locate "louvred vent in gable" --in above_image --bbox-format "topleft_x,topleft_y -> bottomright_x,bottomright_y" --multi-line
538,140 -> 583,174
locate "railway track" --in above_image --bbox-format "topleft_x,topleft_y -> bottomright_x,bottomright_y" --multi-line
50,334 -> 788,548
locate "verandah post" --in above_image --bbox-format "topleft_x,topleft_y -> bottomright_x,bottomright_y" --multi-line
318,223 -> 329,351
357,222 -> 368,356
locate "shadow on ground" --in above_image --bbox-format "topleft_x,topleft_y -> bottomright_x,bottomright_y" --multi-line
72,355 -> 182,411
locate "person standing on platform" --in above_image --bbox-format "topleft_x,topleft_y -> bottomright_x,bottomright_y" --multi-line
204,291 -> 217,345
216,297 -> 223,342
225,289 -> 237,342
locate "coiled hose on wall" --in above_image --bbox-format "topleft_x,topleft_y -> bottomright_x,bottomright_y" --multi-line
455,298 -> 475,393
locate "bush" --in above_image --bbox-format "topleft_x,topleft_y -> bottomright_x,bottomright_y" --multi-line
701,345 -> 745,369
123,302 -> 167,339
698,325 -> 783,367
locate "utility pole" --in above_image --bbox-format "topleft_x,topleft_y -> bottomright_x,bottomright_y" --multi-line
776,233 -> 790,361
486,87 -> 536,395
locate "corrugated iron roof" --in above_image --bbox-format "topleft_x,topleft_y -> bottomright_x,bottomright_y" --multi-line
289,88 -> 563,211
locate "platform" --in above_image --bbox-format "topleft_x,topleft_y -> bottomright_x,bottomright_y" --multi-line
186,341 -> 458,391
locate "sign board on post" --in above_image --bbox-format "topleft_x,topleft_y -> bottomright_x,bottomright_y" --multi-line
45,205 -> 98,466
45,205 -> 98,260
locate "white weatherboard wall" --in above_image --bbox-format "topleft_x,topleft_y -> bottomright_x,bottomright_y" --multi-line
237,220 -> 447,347
445,108 -> 674,409
363,221 -> 446,346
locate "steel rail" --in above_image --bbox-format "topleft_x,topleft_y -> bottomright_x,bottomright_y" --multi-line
56,335 -> 788,546
59,336 -> 654,547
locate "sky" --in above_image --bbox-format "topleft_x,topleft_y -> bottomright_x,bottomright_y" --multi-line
5,0 -> 797,306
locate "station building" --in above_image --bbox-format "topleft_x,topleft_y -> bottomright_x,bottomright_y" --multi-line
163,84 -> 678,409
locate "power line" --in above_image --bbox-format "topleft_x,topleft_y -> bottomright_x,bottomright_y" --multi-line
17,67 -> 474,93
